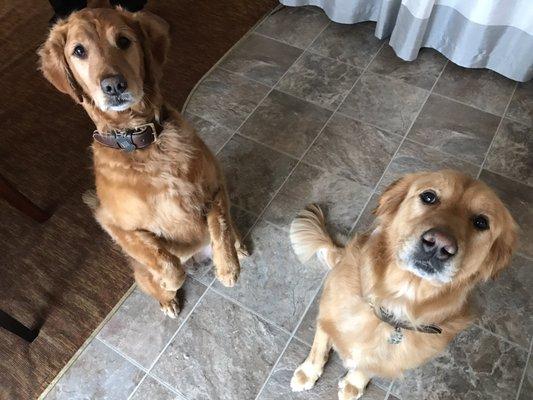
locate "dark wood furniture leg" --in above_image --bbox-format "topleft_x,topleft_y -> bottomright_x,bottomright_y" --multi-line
0,174 -> 52,222
0,310 -> 39,342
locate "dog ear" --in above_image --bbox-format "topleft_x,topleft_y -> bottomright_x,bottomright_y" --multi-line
482,209 -> 518,281
374,176 -> 414,219
38,23 -> 84,103
133,11 -> 170,84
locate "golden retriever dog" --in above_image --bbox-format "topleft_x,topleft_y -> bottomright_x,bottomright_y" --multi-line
289,170 -> 517,399
38,8 -> 246,318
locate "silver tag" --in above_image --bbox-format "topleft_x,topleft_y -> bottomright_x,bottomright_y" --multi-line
388,327 -> 403,344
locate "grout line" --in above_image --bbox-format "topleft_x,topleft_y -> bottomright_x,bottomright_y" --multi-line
208,285 -> 293,336
214,21 -> 332,158
253,273 -> 329,399
477,83 -> 518,178
180,2 -> 282,115
515,337 -> 532,400
473,323 -> 530,351
98,336 -> 149,372
384,379 -> 395,400
38,283 -> 137,399
516,251 -> 533,262
126,278 -> 216,399
430,90 -> 509,118
349,60 -> 449,235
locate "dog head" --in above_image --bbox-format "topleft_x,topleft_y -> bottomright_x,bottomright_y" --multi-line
374,170 -> 517,286
38,7 -> 169,112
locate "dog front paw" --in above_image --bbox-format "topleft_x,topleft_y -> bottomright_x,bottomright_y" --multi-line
338,379 -> 364,400
160,299 -> 180,318
216,267 -> 239,287
291,363 -> 321,392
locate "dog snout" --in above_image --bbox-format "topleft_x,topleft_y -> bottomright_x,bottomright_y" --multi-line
100,74 -> 128,96
421,228 -> 457,261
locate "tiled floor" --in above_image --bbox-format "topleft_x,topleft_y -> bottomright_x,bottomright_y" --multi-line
43,6 -> 532,400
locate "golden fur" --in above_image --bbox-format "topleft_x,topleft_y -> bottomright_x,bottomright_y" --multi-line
38,8 -> 245,317
289,170 -> 517,399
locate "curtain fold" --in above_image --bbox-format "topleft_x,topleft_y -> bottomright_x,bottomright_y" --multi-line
281,0 -> 533,81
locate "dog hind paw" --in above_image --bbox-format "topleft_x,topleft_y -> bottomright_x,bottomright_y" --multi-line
160,299 -> 180,319
217,268 -> 239,287
337,379 -> 364,400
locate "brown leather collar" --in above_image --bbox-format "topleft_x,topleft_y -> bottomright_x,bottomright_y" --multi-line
368,301 -> 442,335
93,121 -> 163,152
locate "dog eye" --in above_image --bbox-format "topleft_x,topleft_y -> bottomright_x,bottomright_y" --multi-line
473,215 -> 490,231
73,45 -> 86,58
420,191 -> 438,205
117,36 -> 131,50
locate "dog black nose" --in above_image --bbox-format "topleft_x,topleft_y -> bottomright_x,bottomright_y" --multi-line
421,229 -> 457,261
100,75 -> 127,96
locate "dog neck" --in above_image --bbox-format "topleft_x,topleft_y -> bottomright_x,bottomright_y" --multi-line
361,230 -> 472,326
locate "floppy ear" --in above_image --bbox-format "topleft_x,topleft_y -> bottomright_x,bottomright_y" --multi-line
482,209 -> 518,280
38,23 -> 84,103
374,175 -> 415,219
132,11 -> 170,85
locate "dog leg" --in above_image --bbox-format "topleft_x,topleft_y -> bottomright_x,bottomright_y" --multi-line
337,370 -> 370,400
133,262 -> 180,318
97,217 -> 186,292
206,189 -> 240,287
291,325 -> 331,392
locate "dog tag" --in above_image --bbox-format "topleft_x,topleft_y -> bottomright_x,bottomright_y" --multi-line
116,135 -> 136,152
388,327 -> 403,344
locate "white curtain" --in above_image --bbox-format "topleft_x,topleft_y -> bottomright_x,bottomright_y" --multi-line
281,0 -> 533,81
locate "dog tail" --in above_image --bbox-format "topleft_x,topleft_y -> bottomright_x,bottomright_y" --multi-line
290,204 -> 342,269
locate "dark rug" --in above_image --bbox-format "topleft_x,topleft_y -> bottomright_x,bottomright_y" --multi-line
0,0 -> 276,398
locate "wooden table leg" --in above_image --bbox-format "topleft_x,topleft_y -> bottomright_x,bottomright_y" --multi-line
0,174 -> 52,223
0,310 -> 39,343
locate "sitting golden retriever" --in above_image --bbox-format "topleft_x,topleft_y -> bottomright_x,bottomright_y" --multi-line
38,8 -> 246,318
290,170 -> 517,399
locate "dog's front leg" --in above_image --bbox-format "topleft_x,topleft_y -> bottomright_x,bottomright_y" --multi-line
291,324 -> 332,391
338,369 -> 370,400
206,188 -> 241,287
100,222 -> 186,291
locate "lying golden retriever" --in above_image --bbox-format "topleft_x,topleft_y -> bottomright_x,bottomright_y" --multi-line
290,170 -> 517,399
38,8 -> 246,317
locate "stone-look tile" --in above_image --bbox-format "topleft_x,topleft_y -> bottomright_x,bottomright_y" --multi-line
231,205 -> 258,238
238,90 -> 332,157
130,376 -> 182,400
213,219 -> 327,331
295,288 -> 322,346
219,33 -> 302,86
152,290 -> 288,400
218,135 -> 297,213
485,119 -> 533,186
263,162 -> 372,238
304,113 -> 401,187
352,193 -> 379,234
98,280 -> 207,368
309,22 -> 383,68
480,170 -> 533,258
473,254 -> 532,348
434,63 -> 516,115
507,81 -> 533,127
277,52 -> 362,111
339,73 -> 428,135
186,68 -> 269,130
518,352 -> 533,400
368,46 -> 447,90
408,94 -> 500,164
183,112 -> 233,154
45,339 -> 143,400
259,339 -> 387,400
255,6 -> 330,49
377,139 -> 479,192
393,326 -> 527,400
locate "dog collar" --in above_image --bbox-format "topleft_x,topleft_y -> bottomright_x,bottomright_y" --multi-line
369,302 -> 442,344
93,122 -> 162,152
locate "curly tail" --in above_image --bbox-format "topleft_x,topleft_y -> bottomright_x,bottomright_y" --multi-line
289,204 -> 342,269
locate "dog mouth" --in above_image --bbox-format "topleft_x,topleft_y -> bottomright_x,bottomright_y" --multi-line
398,242 -> 455,284
106,95 -> 134,111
